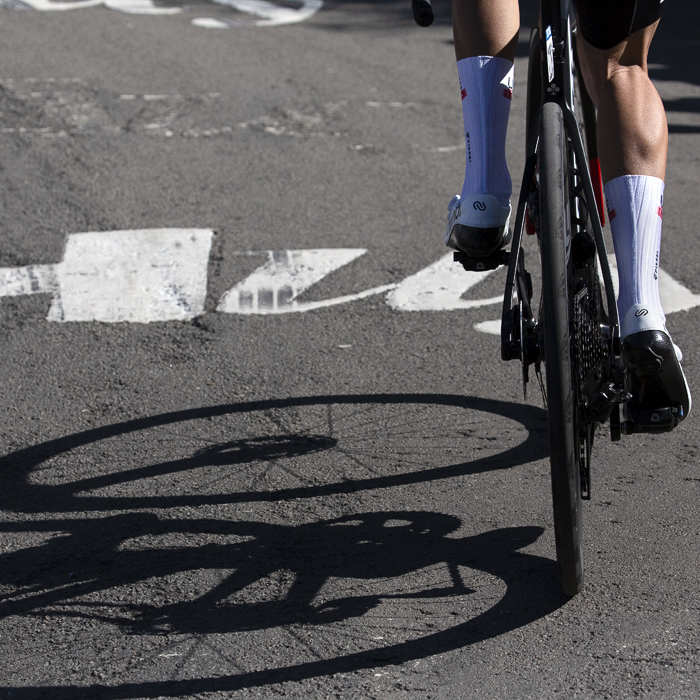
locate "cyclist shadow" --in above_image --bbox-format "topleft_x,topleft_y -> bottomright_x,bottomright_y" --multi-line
124,512 -> 556,636
0,510 -> 564,700
0,510 -> 558,631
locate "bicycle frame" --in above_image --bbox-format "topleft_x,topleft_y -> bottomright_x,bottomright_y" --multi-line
411,0 -> 633,594
500,0 -> 620,381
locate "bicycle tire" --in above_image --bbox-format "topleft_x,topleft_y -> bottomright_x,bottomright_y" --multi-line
538,101 -> 584,597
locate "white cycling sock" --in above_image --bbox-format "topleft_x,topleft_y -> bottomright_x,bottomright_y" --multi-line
604,175 -> 665,332
457,56 -> 514,208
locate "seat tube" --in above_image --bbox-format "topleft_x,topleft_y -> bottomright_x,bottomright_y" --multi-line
538,0 -> 567,107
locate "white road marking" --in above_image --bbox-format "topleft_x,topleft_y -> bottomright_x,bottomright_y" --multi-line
217,249 -> 395,315
0,229 -> 212,323
189,18 -> 231,27
4,0 -> 322,23
192,0 -> 322,27
365,101 -> 416,109
0,78 -> 82,85
3,240 -> 699,326
104,0 -> 181,13
18,0 -> 181,12
433,145 -> 465,153
474,254 -> 700,336
0,265 -> 58,297
474,320 -> 501,336
604,253 -> 700,314
14,0 -> 102,9
658,269 -> 700,313
386,253 -> 501,311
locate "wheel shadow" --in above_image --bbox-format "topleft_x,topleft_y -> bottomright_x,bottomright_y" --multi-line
0,393 -> 563,698
1,394 -> 548,514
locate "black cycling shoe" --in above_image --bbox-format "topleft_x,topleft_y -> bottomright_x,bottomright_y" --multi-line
621,304 -> 691,433
448,223 -> 512,257
445,193 -> 512,257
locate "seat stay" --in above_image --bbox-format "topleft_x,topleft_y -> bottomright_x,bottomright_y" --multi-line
538,0 -> 619,358
560,105 -> 620,358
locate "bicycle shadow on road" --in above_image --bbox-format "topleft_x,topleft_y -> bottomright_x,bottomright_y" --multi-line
1,393 -> 549,514
0,393 -> 564,698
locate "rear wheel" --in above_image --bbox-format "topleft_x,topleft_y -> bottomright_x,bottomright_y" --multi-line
538,101 -> 584,597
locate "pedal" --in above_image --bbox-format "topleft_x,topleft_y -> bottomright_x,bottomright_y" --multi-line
622,406 -> 683,434
454,249 -> 509,272
585,382 -> 631,423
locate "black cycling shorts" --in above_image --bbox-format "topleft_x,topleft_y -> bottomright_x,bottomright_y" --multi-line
572,0 -> 665,50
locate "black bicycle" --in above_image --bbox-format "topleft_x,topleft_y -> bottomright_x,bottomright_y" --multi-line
412,0 -> 649,596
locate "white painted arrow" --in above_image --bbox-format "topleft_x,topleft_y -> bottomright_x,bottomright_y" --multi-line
104,0 -> 182,14
604,254 -> 700,314
218,249 -> 505,316
217,249 -> 395,315
5,0 -> 322,22
0,229 -> 213,323
192,0 -> 322,27
386,253 -> 502,311
6,0 -> 321,23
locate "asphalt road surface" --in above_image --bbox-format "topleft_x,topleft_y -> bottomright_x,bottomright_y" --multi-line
1,1 -> 699,698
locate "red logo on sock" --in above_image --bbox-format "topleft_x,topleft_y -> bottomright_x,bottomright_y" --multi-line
658,206 -> 663,218
461,88 -> 467,100
503,88 -> 512,100
609,208 -> 616,220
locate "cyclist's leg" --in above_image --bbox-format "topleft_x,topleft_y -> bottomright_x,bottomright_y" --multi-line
446,0 -> 519,256
576,23 -> 666,183
577,25 -> 668,324
452,0 -> 519,61
576,11 -> 691,422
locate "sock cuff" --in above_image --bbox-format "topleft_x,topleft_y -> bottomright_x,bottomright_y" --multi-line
604,175 -> 665,215
457,56 -> 514,93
